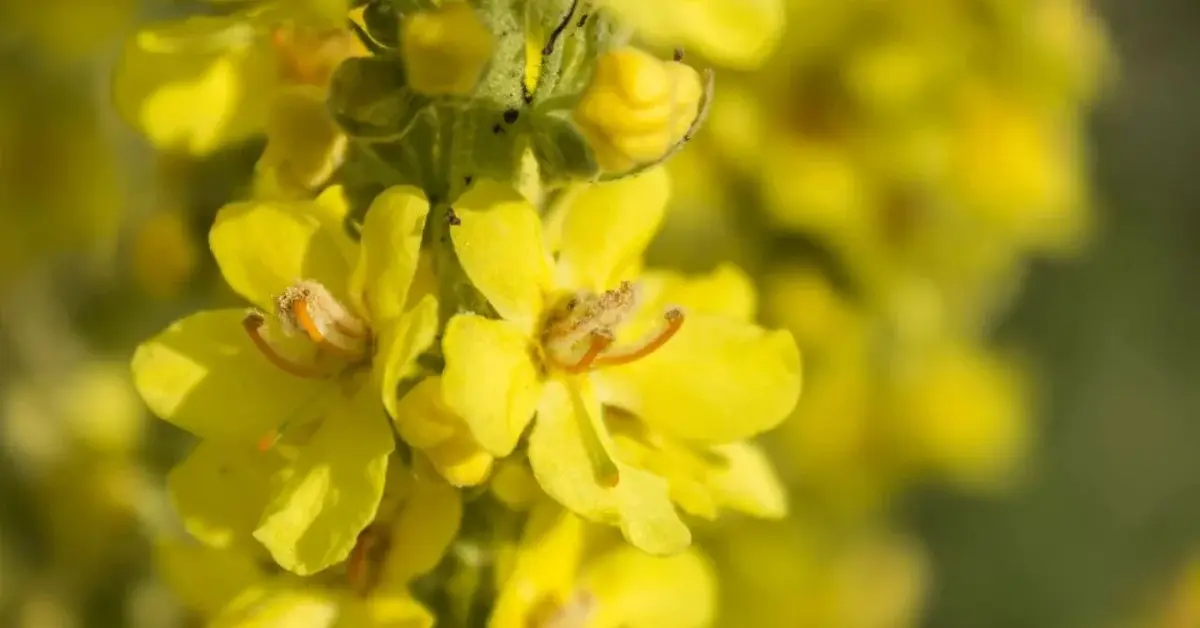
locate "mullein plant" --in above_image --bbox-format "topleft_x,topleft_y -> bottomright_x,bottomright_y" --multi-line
125,1 -> 801,626
656,0 -> 1110,505
653,2 -> 1110,626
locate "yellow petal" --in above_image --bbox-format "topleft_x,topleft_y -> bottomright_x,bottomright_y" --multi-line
583,546 -> 716,628
706,442 -> 787,519
400,2 -> 495,96
257,86 -> 347,197
210,199 -> 357,311
490,501 -> 585,628
636,263 -> 757,321
606,419 -> 717,520
527,379 -> 689,555
598,314 -> 801,443
210,583 -> 341,628
376,295 -> 440,420
426,434 -> 494,487
254,385 -> 395,576
390,376 -> 456,449
350,186 -> 430,323
111,16 -> 274,156
154,538 -> 265,616
452,199 -> 552,332
132,309 -> 340,443
455,177 -> 530,212
601,0 -> 784,70
441,315 -> 543,457
390,376 -> 493,486
489,458 -> 542,511
168,440 -> 284,553
379,468 -> 462,586
556,168 -> 669,291
335,592 -> 434,628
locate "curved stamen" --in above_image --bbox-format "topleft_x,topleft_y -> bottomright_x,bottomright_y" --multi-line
591,308 -> 684,369
347,523 -> 390,595
242,312 -> 328,380
560,334 -> 614,374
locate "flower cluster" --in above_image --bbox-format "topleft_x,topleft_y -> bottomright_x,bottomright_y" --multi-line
7,0 -> 1111,625
119,0 -> 804,625
650,0 -> 1111,625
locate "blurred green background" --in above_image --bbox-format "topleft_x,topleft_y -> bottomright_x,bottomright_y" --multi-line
911,1 -> 1200,626
0,0 -> 1197,627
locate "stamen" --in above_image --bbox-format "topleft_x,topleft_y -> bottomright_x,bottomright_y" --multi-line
257,430 -> 282,453
591,308 -> 684,368
290,299 -> 362,359
541,282 -> 639,372
275,280 -> 370,359
560,334 -> 613,374
242,312 -> 328,380
347,523 -> 390,595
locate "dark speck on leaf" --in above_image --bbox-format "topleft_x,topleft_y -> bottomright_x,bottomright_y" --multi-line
673,48 -> 685,62
577,13 -> 588,27
446,207 -> 461,226
464,175 -> 473,186
503,108 -> 519,124
492,123 -> 505,134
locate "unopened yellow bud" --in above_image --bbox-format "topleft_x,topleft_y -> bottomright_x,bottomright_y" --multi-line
400,2 -> 494,96
256,86 -> 347,197
573,48 -> 704,173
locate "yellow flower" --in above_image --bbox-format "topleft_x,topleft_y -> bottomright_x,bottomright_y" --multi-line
130,208 -> 202,299
391,376 -> 495,487
490,501 -> 716,628
717,521 -> 930,628
0,67 -> 123,285
254,85 -> 350,199
112,6 -> 365,156
573,48 -> 704,174
400,2 -> 495,96
888,340 -> 1031,491
599,0 -> 785,70
0,0 -> 136,60
157,459 -> 457,627
951,85 -> 1091,254
438,167 -> 801,553
132,186 -> 440,575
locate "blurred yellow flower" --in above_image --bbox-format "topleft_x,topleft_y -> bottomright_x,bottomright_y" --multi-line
888,340 -> 1032,491
0,0 -> 136,60
130,208 -> 202,300
717,521 -> 929,628
254,86 -> 349,199
401,2 -> 495,96
573,48 -> 703,173
112,5 -> 365,157
600,0 -> 785,69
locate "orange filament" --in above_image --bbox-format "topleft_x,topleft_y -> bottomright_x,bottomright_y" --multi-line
347,524 -> 389,595
257,430 -> 281,453
591,308 -> 684,369
561,334 -> 614,374
290,300 -> 363,359
242,312 -> 327,380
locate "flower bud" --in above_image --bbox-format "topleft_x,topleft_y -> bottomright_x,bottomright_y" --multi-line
573,48 -> 703,173
255,86 -> 347,198
400,2 -> 494,96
